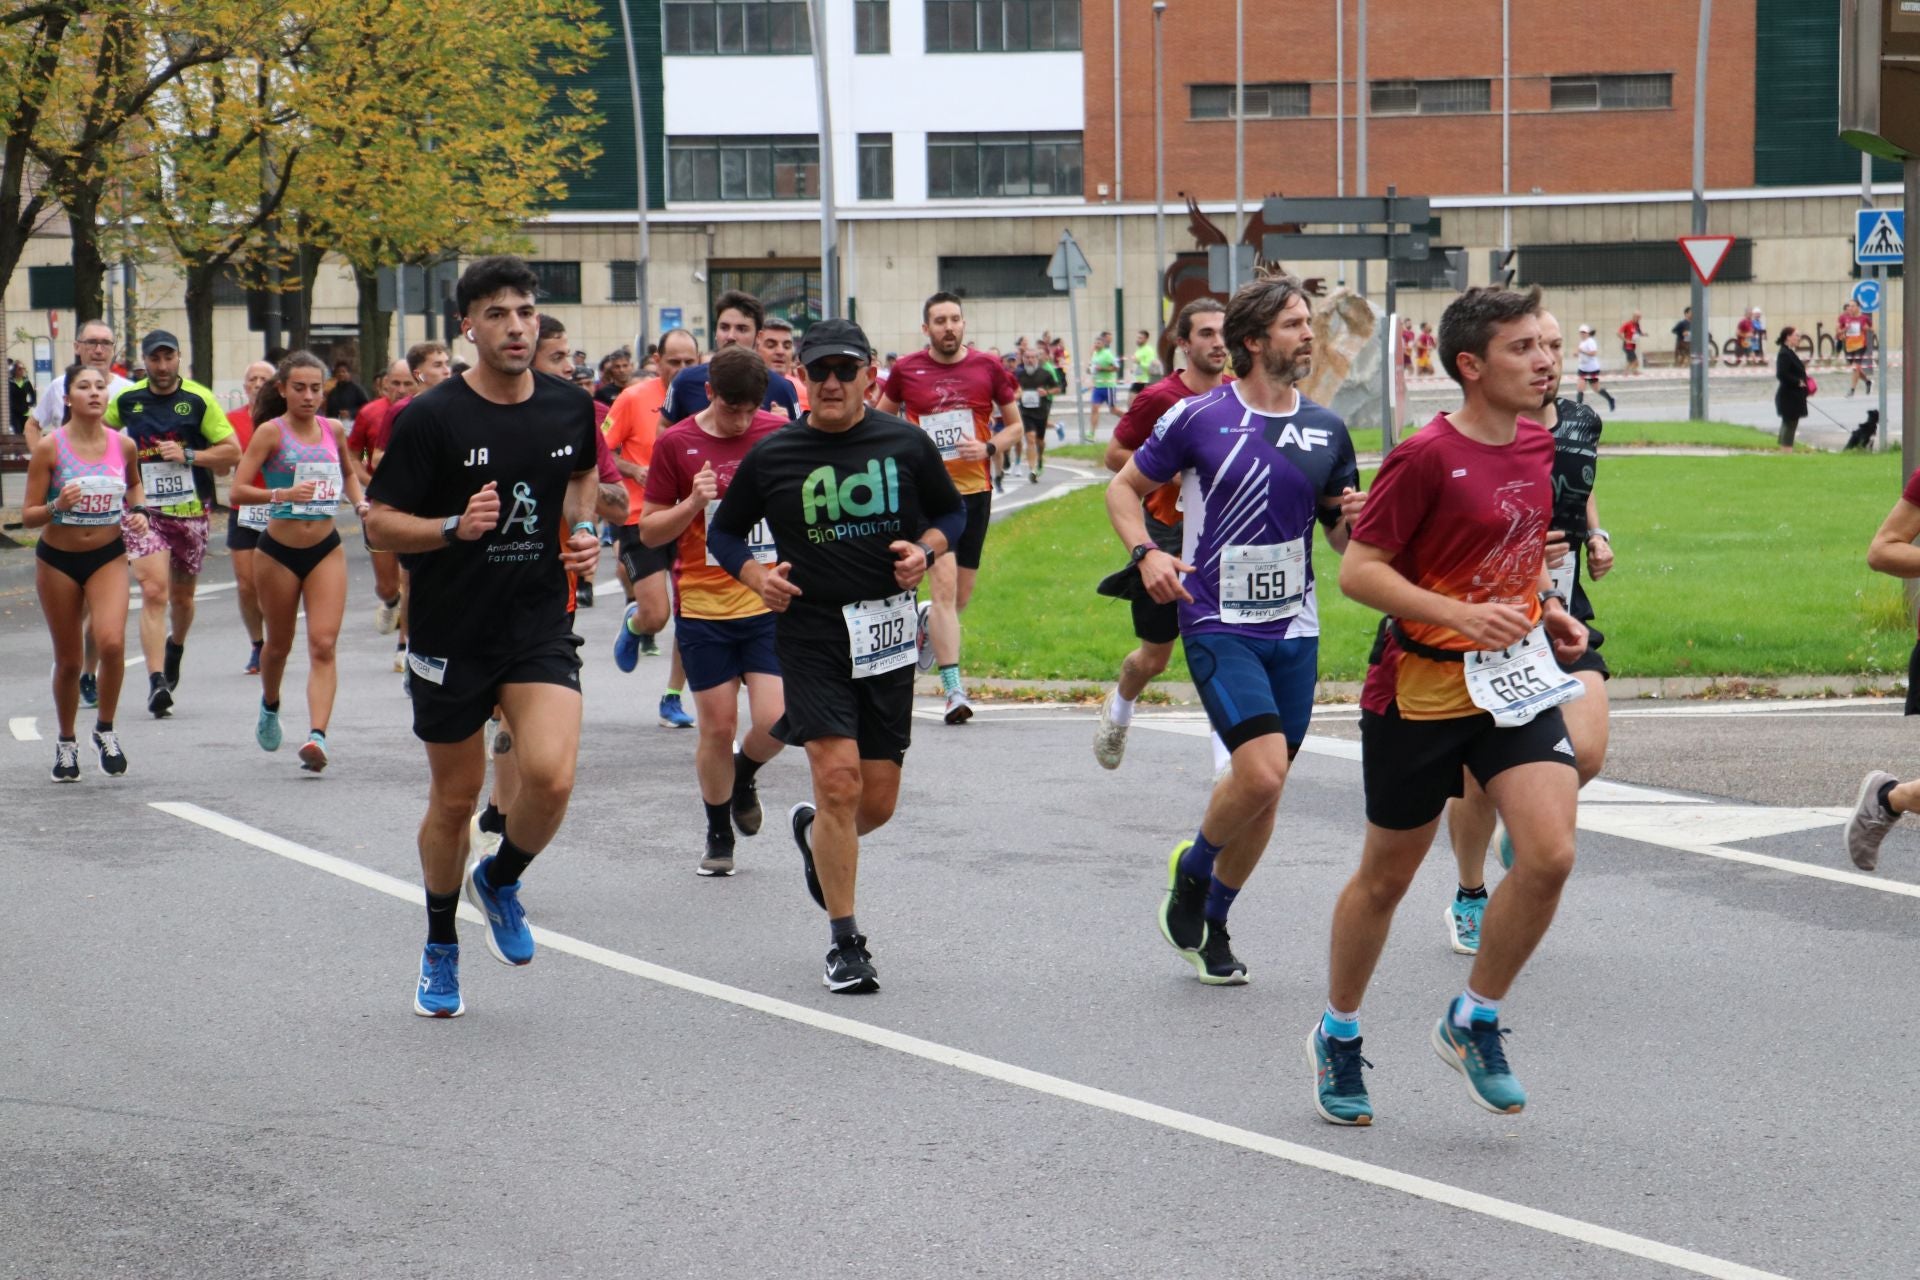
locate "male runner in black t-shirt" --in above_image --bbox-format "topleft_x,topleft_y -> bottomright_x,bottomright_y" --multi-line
1440,308 -> 1616,957
709,319 -> 965,993
365,256 -> 601,1018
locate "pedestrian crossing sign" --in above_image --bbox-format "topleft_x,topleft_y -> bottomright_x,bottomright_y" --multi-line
1855,209 -> 1905,265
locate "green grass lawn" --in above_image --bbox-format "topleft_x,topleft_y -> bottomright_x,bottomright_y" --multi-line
967,450 -> 1912,683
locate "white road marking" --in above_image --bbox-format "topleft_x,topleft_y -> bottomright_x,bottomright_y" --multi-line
153,798 -> 1785,1280
9,716 -> 40,741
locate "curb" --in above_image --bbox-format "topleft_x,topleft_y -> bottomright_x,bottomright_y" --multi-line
930,673 -> 1913,706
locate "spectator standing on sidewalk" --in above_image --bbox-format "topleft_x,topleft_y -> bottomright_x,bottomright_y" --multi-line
1672,308 -> 1692,367
9,359 -> 34,432
1774,327 -> 1809,451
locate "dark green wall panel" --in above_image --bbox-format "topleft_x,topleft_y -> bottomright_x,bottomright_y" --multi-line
1754,0 -> 1899,186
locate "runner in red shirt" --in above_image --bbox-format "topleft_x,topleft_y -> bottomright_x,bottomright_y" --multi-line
640,347 -> 789,877
1617,312 -> 1644,375
1094,298 -> 1231,765
877,291 -> 1022,724
347,359 -> 415,641
1312,285 -> 1586,1127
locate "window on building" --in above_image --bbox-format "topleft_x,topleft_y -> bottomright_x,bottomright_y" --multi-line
855,0 -> 890,52
610,261 -> 640,303
937,254 -> 1055,299
1549,73 -> 1673,111
668,135 -> 820,201
1389,246 -> 1463,290
1517,239 -> 1752,288
1189,82 -> 1310,120
664,0 -> 812,56
858,134 -> 894,200
710,267 -> 822,330
528,261 -> 582,305
925,0 -> 1080,52
927,131 -> 1083,198
1370,78 -> 1490,115
28,265 -> 76,310
210,266 -> 251,307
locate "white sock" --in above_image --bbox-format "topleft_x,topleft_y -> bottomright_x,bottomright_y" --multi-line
1453,986 -> 1500,1028
1108,690 -> 1135,728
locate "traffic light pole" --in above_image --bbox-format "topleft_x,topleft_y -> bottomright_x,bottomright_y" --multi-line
1688,0 -> 1712,423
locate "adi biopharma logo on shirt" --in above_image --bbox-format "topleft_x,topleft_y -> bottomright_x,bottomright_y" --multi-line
801,458 -> 902,544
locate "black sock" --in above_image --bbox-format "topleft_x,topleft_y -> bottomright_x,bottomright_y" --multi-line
426,890 -> 460,945
830,914 -> 859,944
487,833 -> 536,886
733,750 -> 763,789
263,698 -> 279,713
1878,779 -> 1900,817
94,720 -> 112,733
1457,883 -> 1489,901
705,801 -> 734,843
477,802 -> 506,836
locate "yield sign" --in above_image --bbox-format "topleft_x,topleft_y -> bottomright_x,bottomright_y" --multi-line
1678,235 -> 1736,285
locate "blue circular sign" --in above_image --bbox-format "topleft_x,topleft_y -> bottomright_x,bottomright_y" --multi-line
1853,279 -> 1884,312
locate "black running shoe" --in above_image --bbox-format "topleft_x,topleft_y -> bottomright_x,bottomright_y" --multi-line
78,672 -> 98,708
1198,923 -> 1249,986
1157,841 -> 1209,960
823,934 -> 878,993
790,802 -> 824,910
163,638 -> 184,690
732,775 -> 763,837
51,739 -> 79,783
92,729 -> 127,777
147,673 -> 173,719
698,833 -> 736,877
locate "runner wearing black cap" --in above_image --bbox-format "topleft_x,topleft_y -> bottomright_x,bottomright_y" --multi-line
107,330 -> 240,717
708,318 -> 965,993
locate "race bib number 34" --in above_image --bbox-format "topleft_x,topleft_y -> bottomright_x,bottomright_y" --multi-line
842,591 -> 918,679
1218,539 -> 1306,625
920,409 -> 973,461
140,459 -> 193,504
1464,626 -> 1585,727
291,461 -> 342,517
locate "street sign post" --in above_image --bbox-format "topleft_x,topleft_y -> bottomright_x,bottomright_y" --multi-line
1852,278 -> 1884,311
1206,244 -> 1255,294
1261,188 -> 1432,449
1047,228 -> 1093,442
660,306 -> 683,333
1678,235 -> 1736,285
1856,207 -> 1905,264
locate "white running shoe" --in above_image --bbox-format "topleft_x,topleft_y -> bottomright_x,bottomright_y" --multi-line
943,687 -> 974,725
374,598 -> 400,635
469,808 -> 504,864
1093,692 -> 1128,770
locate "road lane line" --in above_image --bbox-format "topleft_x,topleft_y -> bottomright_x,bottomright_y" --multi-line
9,717 -> 40,741
153,799 -> 1789,1280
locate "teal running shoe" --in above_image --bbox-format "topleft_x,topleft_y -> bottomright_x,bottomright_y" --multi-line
1495,820 -> 1514,870
1446,893 -> 1485,955
465,856 -> 535,966
412,942 -> 464,1017
1308,1026 -> 1374,1125
1432,1006 -> 1527,1115
256,701 -> 282,752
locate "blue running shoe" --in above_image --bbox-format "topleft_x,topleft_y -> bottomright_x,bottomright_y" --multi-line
465,857 -> 535,966
413,942 -> 464,1017
78,672 -> 98,709
1495,820 -> 1514,871
1446,894 -> 1484,955
1308,1026 -> 1373,1125
614,603 -> 643,673
1432,1006 -> 1527,1115
659,692 -> 695,729
256,701 -> 282,752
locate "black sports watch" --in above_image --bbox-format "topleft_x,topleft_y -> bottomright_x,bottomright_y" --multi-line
916,540 -> 938,565
985,441 -> 998,459
1130,543 -> 1156,565
440,514 -> 463,544
1539,588 -> 1569,610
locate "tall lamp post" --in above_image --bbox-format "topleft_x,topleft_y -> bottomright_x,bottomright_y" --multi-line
1688,0 -> 1712,422
614,0 -> 653,354
1152,2 -> 1167,317
808,0 -> 840,319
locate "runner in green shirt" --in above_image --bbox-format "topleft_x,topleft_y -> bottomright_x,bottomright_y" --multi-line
1089,332 -> 1119,436
1129,329 -> 1161,407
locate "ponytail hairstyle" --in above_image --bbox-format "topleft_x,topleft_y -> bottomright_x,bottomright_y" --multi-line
253,349 -> 328,425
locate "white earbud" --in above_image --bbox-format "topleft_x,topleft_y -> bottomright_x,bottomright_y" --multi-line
465,330 -> 475,342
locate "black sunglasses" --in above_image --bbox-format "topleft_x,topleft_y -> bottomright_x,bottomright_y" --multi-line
804,357 -> 864,384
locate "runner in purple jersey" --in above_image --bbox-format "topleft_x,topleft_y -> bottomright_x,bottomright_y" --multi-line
1107,276 -> 1362,985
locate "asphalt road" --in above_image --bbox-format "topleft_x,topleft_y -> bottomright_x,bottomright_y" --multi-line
3,514 -> 1919,1280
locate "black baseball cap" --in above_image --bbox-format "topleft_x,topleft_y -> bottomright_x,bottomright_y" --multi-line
796,318 -> 872,366
140,330 -> 180,357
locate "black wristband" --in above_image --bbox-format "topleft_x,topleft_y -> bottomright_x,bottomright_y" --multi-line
985,441 -> 998,459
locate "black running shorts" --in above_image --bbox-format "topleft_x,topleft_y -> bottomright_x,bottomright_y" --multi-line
953,490 -> 992,571
1360,702 -> 1575,831
406,633 -> 583,744
771,619 -> 913,765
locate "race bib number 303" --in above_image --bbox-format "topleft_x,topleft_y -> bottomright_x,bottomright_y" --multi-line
842,591 -> 918,678
920,409 -> 973,461
1464,626 -> 1585,727
1218,539 -> 1306,625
